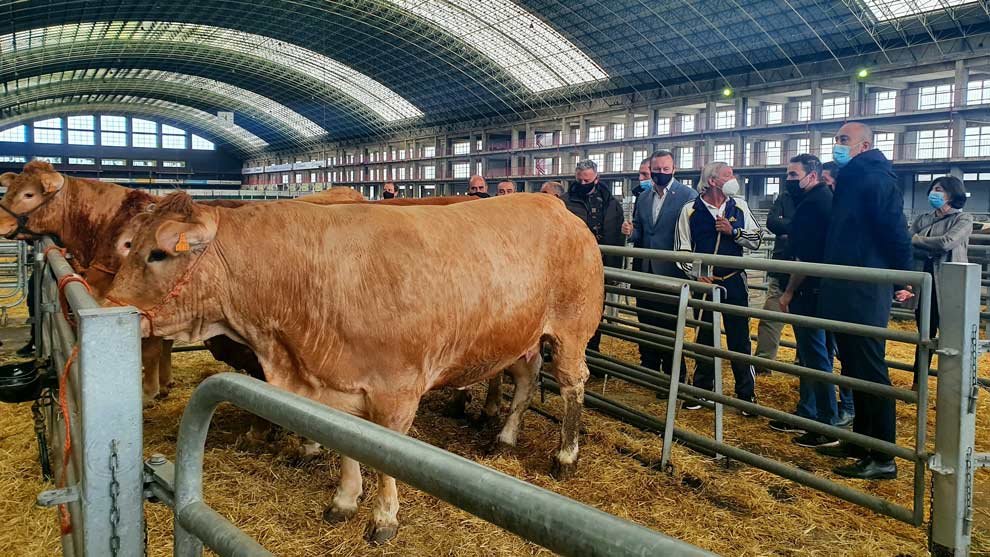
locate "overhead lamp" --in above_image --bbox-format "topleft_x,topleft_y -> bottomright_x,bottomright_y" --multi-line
857,68 -> 870,79
721,87 -> 733,97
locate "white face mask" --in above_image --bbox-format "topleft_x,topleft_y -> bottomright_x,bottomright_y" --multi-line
721,178 -> 740,197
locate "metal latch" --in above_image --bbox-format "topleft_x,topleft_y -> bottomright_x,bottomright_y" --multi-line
975,453 -> 990,469
37,485 -> 79,507
928,453 -> 956,476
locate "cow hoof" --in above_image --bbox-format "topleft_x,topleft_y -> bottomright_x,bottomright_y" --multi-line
487,440 -> 516,457
155,389 -> 169,400
366,523 -> 398,545
469,413 -> 500,431
441,400 -> 469,419
550,458 -> 578,480
142,395 -> 157,408
322,505 -> 356,524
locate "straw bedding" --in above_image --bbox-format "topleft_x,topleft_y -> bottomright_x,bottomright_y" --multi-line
0,303 -> 988,556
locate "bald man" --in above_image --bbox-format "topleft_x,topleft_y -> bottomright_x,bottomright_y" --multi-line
816,121 -> 911,480
468,175 -> 490,198
497,181 -> 516,195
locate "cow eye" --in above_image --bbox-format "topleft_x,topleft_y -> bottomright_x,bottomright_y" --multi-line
24,192 -> 34,199
123,241 -> 131,249
147,250 -> 168,263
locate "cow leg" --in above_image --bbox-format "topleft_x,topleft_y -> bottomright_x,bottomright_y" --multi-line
441,389 -> 470,418
322,455 -> 362,523
157,338 -> 175,397
365,393 -> 420,545
495,355 -> 541,451
140,337 -> 163,406
480,374 -> 503,422
546,339 -> 589,480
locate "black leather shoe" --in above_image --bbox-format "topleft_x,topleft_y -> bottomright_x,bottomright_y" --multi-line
815,441 -> 861,459
15,343 -> 35,358
834,458 -> 897,480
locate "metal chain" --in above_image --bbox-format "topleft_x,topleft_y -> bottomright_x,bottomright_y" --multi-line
109,439 -> 121,557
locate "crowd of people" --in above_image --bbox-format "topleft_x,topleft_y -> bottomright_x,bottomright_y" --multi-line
565,120 -> 971,481
371,120 -> 970,482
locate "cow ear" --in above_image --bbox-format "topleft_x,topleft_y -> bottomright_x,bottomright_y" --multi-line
154,212 -> 217,256
0,172 -> 16,188
39,171 -> 64,194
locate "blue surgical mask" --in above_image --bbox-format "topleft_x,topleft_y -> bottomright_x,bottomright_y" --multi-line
833,145 -> 852,166
639,179 -> 652,189
928,191 -> 946,209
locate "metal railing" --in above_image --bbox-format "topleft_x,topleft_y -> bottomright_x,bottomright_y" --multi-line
591,245 -> 982,555
0,238 -> 29,325
32,237 -> 145,557
163,373 -> 712,557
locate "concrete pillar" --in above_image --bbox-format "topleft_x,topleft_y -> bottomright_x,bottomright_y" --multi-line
810,82 -> 823,121
953,59 -> 968,109
510,127 -> 519,150
704,136 -> 716,165
650,108 -> 659,136
810,132 -> 822,159
951,114 -> 966,159
705,100 -> 717,131
849,75 -> 864,117
734,135 -> 745,167
735,98 -> 747,129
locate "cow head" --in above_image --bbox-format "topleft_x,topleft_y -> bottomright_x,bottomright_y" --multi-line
0,161 -> 66,238
106,192 -> 219,339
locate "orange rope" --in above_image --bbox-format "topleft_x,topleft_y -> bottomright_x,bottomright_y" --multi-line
42,245 -> 67,259
57,344 -> 79,535
56,275 -> 93,328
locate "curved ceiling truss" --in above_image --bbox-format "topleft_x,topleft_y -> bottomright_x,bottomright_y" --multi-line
0,70 -> 324,149
0,21 -> 423,124
0,97 -> 268,157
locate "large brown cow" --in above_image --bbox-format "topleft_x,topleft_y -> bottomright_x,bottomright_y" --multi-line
0,160 -> 415,402
105,191 -> 601,543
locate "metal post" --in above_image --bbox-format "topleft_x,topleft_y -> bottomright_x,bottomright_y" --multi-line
711,287 -> 724,457
930,262 -> 980,556
77,306 -> 144,557
660,284 -> 690,470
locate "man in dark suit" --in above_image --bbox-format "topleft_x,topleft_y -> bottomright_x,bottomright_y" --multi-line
620,149 -> 698,375
816,122 -> 912,480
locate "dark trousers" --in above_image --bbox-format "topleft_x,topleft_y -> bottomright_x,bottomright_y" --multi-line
834,332 -> 895,462
26,267 -> 36,346
692,273 -> 755,401
638,292 -> 687,379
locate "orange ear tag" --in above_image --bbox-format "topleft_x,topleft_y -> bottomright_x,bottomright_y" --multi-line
175,232 -> 190,253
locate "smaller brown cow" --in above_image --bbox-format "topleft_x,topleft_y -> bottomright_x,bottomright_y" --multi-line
105,191 -> 601,543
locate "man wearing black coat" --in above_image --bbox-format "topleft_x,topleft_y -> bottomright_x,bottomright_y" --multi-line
816,122 -> 912,480
754,185 -> 796,373
565,158 -> 623,351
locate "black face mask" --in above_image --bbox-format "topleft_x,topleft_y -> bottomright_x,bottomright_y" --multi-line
651,172 -> 673,188
570,181 -> 595,196
784,179 -> 801,197
468,191 -> 490,198
383,191 -> 396,199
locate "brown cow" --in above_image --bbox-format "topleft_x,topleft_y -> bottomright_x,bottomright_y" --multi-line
105,191 -> 601,543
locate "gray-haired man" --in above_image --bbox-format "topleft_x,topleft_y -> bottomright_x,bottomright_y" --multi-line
564,158 -> 623,351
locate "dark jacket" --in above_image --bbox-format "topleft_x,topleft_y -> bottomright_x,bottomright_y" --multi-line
766,190 -> 796,284
818,149 -> 912,326
788,183 -> 833,292
629,181 -> 698,277
565,181 -> 624,269
630,183 -> 648,272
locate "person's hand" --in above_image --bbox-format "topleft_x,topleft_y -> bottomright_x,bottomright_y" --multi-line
621,221 -> 633,236
697,276 -> 714,284
779,290 -> 793,313
894,289 -> 915,303
715,216 -> 734,236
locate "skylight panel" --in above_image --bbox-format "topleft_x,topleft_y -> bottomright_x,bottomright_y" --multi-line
0,22 -> 422,122
384,0 -> 607,92
862,0 -> 979,22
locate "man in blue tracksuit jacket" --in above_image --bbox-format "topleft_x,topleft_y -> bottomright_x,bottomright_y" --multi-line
816,122 -> 912,480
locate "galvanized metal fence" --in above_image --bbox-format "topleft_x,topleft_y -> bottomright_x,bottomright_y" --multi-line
0,238 -> 30,325
593,245 -> 983,556
32,237 -> 145,557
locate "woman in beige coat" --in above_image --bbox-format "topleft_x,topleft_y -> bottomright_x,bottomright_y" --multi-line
896,176 -> 972,382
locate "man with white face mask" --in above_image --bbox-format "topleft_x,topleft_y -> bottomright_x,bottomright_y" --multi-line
675,161 -> 762,412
